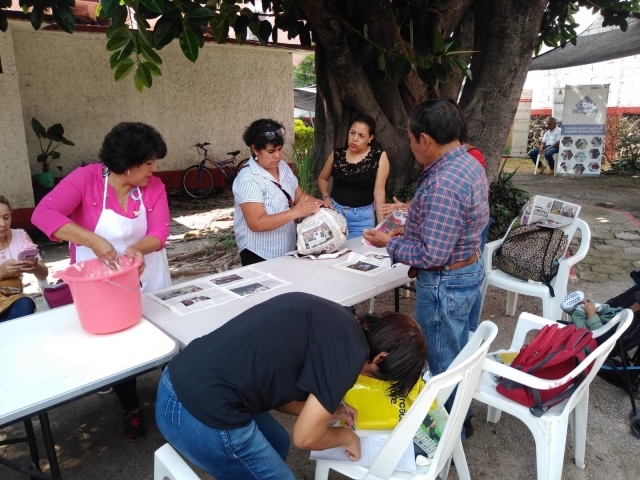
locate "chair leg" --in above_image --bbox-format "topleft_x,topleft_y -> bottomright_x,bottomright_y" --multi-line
506,292 -> 518,316
451,441 -> 470,480
487,406 -> 502,423
533,419 -> 569,480
314,461 -> 331,480
572,390 -> 589,469
368,297 -> 375,314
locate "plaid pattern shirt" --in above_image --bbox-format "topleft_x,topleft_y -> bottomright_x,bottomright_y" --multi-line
387,145 -> 489,269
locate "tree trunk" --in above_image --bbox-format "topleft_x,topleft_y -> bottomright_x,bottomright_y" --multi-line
297,0 -> 421,189
459,0 -> 548,182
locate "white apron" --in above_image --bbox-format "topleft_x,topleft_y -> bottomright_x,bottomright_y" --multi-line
75,175 -> 171,293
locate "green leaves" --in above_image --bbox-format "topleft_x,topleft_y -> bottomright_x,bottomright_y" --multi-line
52,4 -> 75,34
452,57 -> 472,80
32,118 -> 47,139
153,16 -> 182,50
100,0 -> 121,17
139,0 -> 164,14
432,28 -> 443,54
185,7 -> 215,24
114,58 -> 135,82
179,26 -> 199,62
31,4 -> 44,30
106,32 -> 132,51
141,43 -> 163,65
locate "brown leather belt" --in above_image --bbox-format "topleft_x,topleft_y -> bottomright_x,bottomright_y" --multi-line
407,250 -> 481,279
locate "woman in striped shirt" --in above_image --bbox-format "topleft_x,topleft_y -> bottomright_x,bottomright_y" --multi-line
232,119 -> 322,266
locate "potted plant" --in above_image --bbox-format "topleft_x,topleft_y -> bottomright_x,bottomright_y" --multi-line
31,118 -> 75,189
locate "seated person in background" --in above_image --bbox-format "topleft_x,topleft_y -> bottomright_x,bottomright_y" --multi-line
0,195 -> 49,322
156,292 -> 427,480
561,290 -> 640,331
528,117 -> 561,174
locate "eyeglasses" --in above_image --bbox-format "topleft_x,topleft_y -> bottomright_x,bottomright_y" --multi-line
254,127 -> 286,143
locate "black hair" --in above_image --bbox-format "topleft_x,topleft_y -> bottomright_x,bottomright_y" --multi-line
360,311 -> 428,398
243,118 -> 285,153
409,99 -> 462,145
99,122 -> 167,174
350,114 -> 376,137
446,99 -> 470,144
0,195 -> 11,210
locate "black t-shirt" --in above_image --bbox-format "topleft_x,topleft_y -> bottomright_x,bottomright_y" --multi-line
168,292 -> 370,429
331,147 -> 383,208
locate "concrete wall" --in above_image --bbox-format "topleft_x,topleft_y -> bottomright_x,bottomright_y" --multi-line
524,54 -> 640,111
0,23 -> 35,208
9,22 -> 294,175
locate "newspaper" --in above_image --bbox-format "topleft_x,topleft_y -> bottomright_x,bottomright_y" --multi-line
413,404 -> 449,459
362,210 -> 408,246
487,350 -> 520,381
147,267 -> 290,316
332,252 -> 394,277
296,209 -> 348,255
520,195 -> 580,229
285,248 -> 351,260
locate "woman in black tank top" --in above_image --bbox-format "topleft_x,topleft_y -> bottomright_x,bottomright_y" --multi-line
318,115 -> 390,240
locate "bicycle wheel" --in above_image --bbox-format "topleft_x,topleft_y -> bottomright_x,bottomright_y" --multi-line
182,165 -> 215,198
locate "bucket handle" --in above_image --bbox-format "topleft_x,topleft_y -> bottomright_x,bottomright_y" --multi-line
105,279 -> 141,291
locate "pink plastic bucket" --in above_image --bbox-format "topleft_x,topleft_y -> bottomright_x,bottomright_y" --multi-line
54,255 -> 143,334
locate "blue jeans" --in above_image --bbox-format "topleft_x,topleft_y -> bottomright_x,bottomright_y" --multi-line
0,297 -> 36,323
529,147 -> 558,169
469,218 -> 493,332
415,259 -> 484,377
156,369 -> 294,480
331,200 -> 375,240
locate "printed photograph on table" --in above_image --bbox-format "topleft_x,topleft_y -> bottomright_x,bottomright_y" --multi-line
229,282 -> 271,297
301,222 -> 334,250
347,261 -> 379,272
210,274 -> 243,286
519,195 -> 581,228
413,405 -> 449,459
180,295 -> 211,307
333,252 -> 395,276
155,285 -> 203,301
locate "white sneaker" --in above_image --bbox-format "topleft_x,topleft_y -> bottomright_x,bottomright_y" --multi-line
561,291 -> 584,312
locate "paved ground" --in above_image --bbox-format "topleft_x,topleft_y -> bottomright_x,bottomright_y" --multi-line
2,173 -> 640,479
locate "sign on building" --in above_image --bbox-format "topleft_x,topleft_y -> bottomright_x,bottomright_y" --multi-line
553,88 -> 564,124
557,85 -> 609,177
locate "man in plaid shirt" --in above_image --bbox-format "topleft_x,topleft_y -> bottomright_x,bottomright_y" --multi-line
364,100 -> 489,381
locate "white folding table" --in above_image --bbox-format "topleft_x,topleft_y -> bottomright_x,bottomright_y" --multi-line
0,306 -> 178,479
142,256 -> 378,347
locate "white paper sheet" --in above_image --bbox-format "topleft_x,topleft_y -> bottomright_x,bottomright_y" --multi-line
310,434 -> 417,473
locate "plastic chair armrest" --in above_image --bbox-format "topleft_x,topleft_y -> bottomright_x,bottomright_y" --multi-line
483,240 -> 502,272
509,312 -> 559,351
482,358 -> 576,391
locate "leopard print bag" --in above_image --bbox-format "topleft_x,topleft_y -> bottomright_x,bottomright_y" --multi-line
493,225 -> 569,297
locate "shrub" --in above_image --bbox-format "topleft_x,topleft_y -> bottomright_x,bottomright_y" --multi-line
488,162 -> 530,241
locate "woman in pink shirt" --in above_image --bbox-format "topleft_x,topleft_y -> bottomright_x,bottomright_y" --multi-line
32,122 -> 171,442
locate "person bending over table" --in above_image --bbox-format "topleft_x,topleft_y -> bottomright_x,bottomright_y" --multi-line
0,195 -> 48,322
233,118 -> 322,266
318,115 -> 390,239
31,122 -> 171,442
364,99 -> 489,437
157,292 -> 427,480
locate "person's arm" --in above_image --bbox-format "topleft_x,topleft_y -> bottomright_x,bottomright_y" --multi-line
241,197 -> 319,233
386,186 -> 464,268
318,153 -> 334,209
292,394 -> 361,461
143,181 -> 170,250
374,152 -> 390,223
0,260 -> 25,281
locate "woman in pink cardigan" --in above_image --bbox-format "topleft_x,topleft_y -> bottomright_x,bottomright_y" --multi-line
32,122 -> 171,442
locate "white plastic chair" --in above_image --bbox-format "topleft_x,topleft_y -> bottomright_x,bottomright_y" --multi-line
473,309 -> 634,480
154,443 -> 201,480
480,217 -> 591,320
314,321 -> 499,480
533,152 -> 558,174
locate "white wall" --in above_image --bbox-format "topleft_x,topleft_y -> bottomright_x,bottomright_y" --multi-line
9,22 -> 294,175
0,23 -> 35,208
524,54 -> 640,111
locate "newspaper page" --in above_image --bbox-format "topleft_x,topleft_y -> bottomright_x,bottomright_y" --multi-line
148,280 -> 241,316
332,252 -> 393,277
362,210 -> 408,246
285,248 -> 351,260
487,350 -> 520,381
413,405 -> 449,459
147,267 -> 291,315
296,209 -> 348,255
520,195 -> 580,229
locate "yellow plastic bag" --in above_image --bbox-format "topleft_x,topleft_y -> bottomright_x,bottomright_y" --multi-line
344,375 -> 430,430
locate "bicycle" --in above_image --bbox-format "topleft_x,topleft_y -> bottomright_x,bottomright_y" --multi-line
182,142 -> 249,199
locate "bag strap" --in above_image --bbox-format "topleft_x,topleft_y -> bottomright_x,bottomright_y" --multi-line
271,181 -> 293,209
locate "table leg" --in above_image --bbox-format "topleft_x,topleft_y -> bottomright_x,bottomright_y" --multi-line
24,418 -> 44,473
38,413 -> 61,480
395,287 -> 400,313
